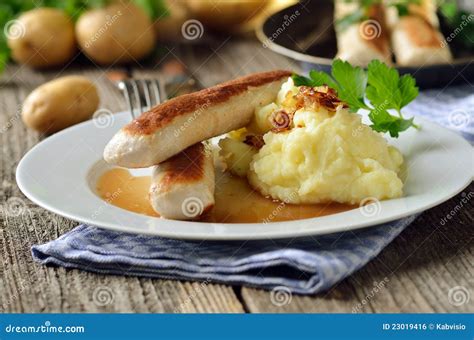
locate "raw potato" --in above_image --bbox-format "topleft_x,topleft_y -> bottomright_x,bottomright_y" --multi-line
22,76 -> 99,134
7,8 -> 76,68
76,3 -> 155,65
187,0 -> 267,30
239,0 -> 298,33
219,137 -> 257,178
154,0 -> 191,41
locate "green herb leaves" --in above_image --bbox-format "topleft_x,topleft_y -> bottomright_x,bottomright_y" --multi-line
292,60 -> 368,112
292,59 -> 419,137
366,59 -> 419,111
439,0 -> 474,50
366,60 -> 419,136
331,59 -> 368,111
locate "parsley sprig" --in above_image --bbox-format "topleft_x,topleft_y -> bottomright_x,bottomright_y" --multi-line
292,59 -> 419,137
439,0 -> 474,50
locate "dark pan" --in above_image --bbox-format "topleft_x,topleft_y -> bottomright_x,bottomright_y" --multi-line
256,0 -> 474,89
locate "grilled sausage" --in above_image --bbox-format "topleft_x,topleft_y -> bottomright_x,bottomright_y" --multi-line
390,15 -> 452,66
334,1 -> 392,66
104,70 -> 291,168
149,142 -> 215,220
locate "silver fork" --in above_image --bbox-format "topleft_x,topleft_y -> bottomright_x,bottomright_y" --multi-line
117,79 -> 165,120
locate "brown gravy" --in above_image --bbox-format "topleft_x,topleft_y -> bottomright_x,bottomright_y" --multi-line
96,168 -> 355,223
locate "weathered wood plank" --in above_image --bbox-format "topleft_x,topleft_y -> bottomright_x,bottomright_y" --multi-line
241,186 -> 473,313
0,64 -> 244,313
132,39 -> 299,86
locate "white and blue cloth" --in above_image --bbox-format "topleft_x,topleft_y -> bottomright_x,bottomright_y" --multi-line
406,85 -> 474,143
31,85 -> 473,294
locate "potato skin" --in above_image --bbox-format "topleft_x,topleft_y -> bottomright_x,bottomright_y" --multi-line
22,76 -> 99,134
7,8 -> 76,68
154,0 -> 190,41
76,3 -> 155,65
187,0 -> 267,30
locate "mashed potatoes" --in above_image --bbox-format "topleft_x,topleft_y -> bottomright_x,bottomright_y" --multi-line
220,78 -> 404,205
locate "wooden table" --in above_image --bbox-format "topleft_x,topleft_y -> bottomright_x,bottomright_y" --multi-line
1,38 -> 472,313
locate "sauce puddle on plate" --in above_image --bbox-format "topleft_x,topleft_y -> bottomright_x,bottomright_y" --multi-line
96,168 -> 355,223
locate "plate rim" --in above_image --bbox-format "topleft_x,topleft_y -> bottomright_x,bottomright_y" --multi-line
255,3 -> 474,70
16,111 -> 473,240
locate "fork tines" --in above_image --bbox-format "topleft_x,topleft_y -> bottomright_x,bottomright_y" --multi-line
118,79 -> 165,120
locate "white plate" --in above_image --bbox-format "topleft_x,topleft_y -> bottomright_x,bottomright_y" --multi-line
16,111 -> 473,240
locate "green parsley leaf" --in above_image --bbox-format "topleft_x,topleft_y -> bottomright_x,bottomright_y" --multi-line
367,59 -> 418,111
292,70 -> 336,88
439,1 -> 458,19
292,74 -> 318,87
366,60 -> 419,134
369,109 -> 414,137
399,74 -> 418,107
331,59 -> 368,112
366,60 -> 402,110
394,3 -> 409,16
292,59 -> 419,137
439,0 -> 474,50
293,61 -> 368,112
309,70 -> 338,88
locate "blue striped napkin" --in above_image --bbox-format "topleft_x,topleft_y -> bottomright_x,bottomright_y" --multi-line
405,84 -> 474,143
31,85 -> 473,294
